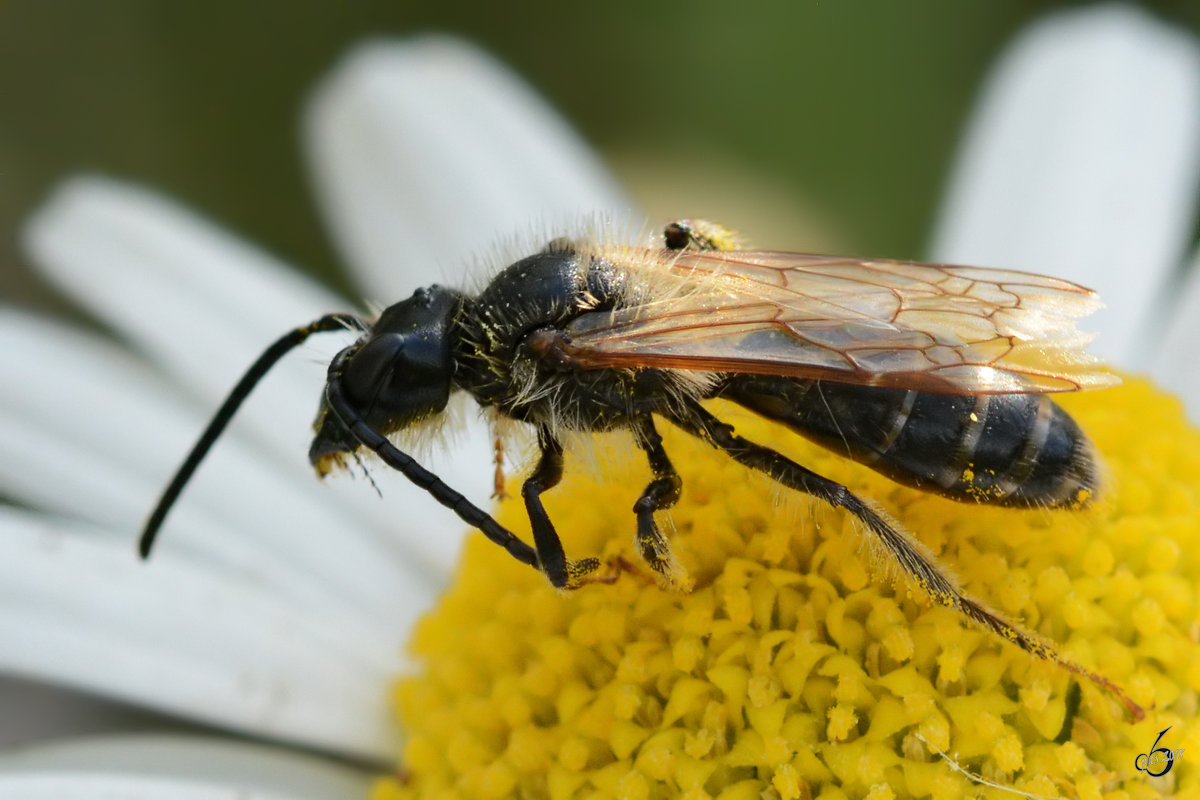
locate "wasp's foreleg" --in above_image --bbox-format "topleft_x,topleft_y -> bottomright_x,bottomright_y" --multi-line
666,398 -> 1144,721
631,416 -> 688,589
523,426 -> 600,589
491,433 -> 508,500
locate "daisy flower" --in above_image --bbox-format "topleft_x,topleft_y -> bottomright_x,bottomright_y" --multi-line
3,5 -> 1199,798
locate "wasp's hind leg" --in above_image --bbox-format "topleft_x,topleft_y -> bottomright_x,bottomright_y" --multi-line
663,219 -> 743,251
523,426 -> 600,589
666,397 -> 1144,720
630,416 -> 689,589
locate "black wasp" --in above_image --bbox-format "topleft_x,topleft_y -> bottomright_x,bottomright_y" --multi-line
141,219 -> 1140,719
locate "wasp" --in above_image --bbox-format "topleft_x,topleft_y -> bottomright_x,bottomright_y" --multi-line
141,219 -> 1141,719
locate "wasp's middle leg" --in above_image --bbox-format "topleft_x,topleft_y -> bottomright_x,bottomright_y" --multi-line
523,426 -> 600,589
666,398 -> 1143,719
630,415 -> 686,587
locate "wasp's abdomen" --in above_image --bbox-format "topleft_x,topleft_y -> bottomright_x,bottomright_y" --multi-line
720,378 -> 1099,508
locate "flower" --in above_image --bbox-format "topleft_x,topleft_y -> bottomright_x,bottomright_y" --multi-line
382,379 -> 1200,799
3,5 -> 1200,798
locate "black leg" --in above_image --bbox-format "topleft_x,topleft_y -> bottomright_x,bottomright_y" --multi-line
522,426 -> 599,588
666,398 -> 1144,720
631,416 -> 686,586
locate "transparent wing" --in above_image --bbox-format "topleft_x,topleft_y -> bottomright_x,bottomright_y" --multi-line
564,250 -> 1118,394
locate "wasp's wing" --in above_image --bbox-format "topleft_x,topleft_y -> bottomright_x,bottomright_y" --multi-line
564,250 -> 1118,394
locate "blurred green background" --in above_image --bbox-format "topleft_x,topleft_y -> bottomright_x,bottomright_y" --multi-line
3,1 -> 1198,314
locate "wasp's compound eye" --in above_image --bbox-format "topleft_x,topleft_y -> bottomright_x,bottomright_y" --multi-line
342,334 -> 405,408
329,326 -> 452,441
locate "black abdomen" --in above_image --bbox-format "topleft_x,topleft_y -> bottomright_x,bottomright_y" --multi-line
718,377 -> 1098,508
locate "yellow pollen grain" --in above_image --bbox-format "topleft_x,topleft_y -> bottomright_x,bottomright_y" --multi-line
1061,593 -> 1089,629
865,783 -> 897,800
881,627 -> 914,662
477,761 -> 517,799
1133,598 -> 1166,637
1146,536 -> 1180,571
837,557 -> 870,592
558,737 -> 591,772
1019,678 -> 1051,712
377,382 -> 1200,798
1075,774 -> 1103,800
1187,658 -> 1200,691
826,704 -> 858,742
616,769 -> 650,800
771,763 -> 802,800
1056,741 -> 1087,776
928,774 -> 963,800
1081,540 -> 1114,577
991,730 -> 1024,772
935,643 -> 965,684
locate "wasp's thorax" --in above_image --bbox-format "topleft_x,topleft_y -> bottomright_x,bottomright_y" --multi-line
309,285 -> 464,476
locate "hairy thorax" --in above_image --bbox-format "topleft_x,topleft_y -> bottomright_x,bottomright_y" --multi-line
449,249 -> 711,438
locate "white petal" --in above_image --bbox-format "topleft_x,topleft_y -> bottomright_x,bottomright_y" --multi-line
22,177 -> 481,578
0,310 -> 442,624
0,509 -> 402,760
0,677 -> 172,747
1151,244 -> 1200,421
930,4 -> 1200,366
305,35 -> 630,301
0,775 -> 296,800
21,179 -> 354,530
0,735 -> 369,800
23,176 -> 350,447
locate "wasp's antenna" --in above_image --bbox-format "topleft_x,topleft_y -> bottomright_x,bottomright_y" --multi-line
352,450 -> 383,499
140,313 -> 363,559
323,347 -> 540,570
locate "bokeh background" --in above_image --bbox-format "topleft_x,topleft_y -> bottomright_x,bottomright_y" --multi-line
2,0 -> 1199,752
5,1 -> 1198,316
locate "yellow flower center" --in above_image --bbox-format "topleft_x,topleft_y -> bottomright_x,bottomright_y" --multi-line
375,381 -> 1200,798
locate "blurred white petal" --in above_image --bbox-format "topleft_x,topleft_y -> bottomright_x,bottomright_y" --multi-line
0,678 -> 173,749
930,4 -> 1200,365
0,309 -> 438,622
0,734 -> 368,800
1152,244 -> 1200,420
305,35 -> 630,301
25,176 -> 347,404
23,177 -> 471,579
0,776 -> 293,800
0,509 -> 400,761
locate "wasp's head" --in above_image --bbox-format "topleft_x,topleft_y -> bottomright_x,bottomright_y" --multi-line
310,285 -> 462,476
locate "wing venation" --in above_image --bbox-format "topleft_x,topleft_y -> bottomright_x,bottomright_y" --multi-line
564,249 -> 1116,395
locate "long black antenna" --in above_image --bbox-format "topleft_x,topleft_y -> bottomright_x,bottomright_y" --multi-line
140,313 -> 362,558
